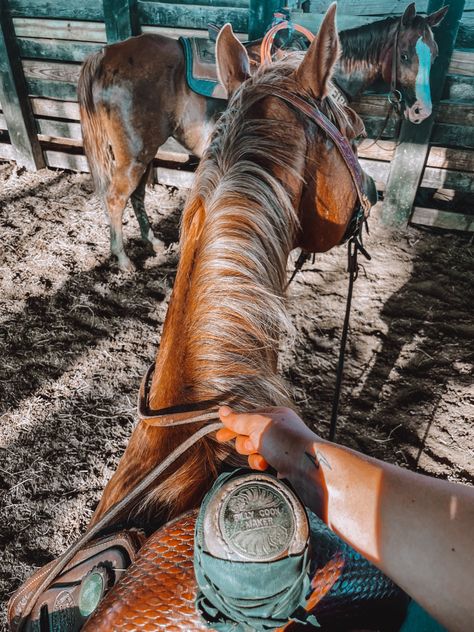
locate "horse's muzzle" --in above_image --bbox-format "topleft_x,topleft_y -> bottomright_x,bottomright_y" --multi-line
405,99 -> 432,124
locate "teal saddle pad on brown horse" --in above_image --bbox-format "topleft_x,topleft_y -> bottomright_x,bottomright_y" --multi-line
179,36 -> 227,99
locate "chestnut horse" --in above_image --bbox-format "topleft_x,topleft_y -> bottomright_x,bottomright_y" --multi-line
89,6 -> 376,528
78,2 -> 446,271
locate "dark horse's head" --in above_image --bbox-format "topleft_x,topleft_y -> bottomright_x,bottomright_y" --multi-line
382,2 -> 448,123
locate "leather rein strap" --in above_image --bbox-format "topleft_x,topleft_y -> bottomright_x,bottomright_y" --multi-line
17,383 -> 222,629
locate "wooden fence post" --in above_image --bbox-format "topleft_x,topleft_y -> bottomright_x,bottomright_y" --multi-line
381,0 -> 465,226
103,0 -> 140,44
248,0 -> 281,39
0,0 -> 45,170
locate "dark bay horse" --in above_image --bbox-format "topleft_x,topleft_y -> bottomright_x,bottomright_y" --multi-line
89,6 -> 376,527
78,2 -> 447,270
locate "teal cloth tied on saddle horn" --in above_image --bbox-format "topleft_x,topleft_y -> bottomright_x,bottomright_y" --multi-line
194,469 -> 319,630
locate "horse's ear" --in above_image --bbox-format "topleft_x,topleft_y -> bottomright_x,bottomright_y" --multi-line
216,23 -> 250,96
401,2 -> 417,26
425,5 -> 449,27
295,2 -> 339,99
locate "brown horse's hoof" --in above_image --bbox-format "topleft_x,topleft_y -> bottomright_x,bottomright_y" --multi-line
117,255 -> 136,272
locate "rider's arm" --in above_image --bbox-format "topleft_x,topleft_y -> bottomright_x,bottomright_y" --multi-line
216,406 -> 474,632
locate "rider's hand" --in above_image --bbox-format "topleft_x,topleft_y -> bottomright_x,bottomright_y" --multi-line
216,406 -> 321,479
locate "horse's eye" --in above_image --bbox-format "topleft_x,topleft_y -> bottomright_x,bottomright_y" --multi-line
400,52 -> 409,62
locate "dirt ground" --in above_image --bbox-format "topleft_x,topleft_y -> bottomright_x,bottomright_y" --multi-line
0,161 -> 472,630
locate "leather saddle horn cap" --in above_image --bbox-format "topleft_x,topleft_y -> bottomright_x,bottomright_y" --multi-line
194,469 -> 316,630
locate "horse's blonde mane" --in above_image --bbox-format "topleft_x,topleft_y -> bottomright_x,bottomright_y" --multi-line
142,58 -> 359,514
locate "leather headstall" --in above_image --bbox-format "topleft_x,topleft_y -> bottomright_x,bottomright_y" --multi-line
269,87 -> 372,228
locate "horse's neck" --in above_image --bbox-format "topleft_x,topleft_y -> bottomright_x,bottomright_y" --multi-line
335,18 -> 398,98
149,194 -> 293,412
149,203 -> 204,410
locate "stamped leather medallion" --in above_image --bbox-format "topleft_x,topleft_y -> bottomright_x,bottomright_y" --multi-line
219,481 -> 294,561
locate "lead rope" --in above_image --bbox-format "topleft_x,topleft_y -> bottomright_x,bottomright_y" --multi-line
329,227 -> 371,441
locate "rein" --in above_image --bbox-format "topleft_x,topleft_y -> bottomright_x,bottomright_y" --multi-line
17,390 -> 223,629
272,87 -> 372,441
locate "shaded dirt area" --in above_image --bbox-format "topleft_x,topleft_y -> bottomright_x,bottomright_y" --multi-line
0,161 -> 473,629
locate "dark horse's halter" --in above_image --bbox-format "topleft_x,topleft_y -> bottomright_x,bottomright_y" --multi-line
15,88 -> 373,628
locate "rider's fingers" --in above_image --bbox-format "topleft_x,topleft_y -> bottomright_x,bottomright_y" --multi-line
248,454 -> 269,471
215,427 -> 238,443
235,435 -> 258,455
219,407 -> 271,439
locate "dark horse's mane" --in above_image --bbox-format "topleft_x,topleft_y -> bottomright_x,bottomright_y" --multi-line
340,17 -> 398,63
339,15 -> 428,63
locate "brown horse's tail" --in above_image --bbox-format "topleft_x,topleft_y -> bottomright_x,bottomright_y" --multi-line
78,50 -> 112,199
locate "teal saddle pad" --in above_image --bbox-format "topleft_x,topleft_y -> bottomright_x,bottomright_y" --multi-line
179,36 -> 226,100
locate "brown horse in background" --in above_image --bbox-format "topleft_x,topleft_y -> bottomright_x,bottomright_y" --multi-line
89,5 -> 376,527
78,2 -> 447,270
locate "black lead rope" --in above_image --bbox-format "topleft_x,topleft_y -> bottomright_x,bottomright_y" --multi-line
329,227 -> 371,442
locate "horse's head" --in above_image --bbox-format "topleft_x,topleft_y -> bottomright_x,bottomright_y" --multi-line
383,2 -> 448,124
216,3 -> 376,253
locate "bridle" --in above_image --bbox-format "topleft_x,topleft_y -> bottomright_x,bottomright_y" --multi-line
261,15 -> 405,116
388,17 -> 403,112
269,87 -> 372,241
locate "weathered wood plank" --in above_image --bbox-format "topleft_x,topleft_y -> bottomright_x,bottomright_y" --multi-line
290,13 -> 376,34
0,141 -> 17,161
455,22 -> 474,48
26,79 -> 78,100
353,94 -> 474,126
443,74 -> 474,102
18,37 -> 102,62
159,0 -> 249,6
424,146 -> 474,171
305,1 -> 431,16
13,18 -> 107,42
382,0 -> 465,226
23,59 -> 82,83
361,115 -> 399,139
138,2 -> 248,31
448,49 -> 474,76
9,0 -> 104,21
44,148 -> 89,171
358,140 -> 474,172
0,1 -> 45,169
431,123 -> 474,149
30,97 -> 80,119
142,24 -> 245,39
422,165 -> 474,192
103,0 -> 140,44
411,206 -> 474,231
360,157 -> 474,192
154,166 -> 195,188
37,118 -> 82,140
0,112 -> 6,129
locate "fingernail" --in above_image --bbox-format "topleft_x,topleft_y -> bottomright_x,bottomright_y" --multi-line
219,406 -> 232,417
244,439 -> 253,451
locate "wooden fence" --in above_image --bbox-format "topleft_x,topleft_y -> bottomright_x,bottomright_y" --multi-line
293,0 -> 474,230
0,0 -> 472,231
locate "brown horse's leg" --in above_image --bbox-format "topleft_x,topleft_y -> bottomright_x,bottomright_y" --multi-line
130,164 -> 166,261
106,162 -> 149,271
